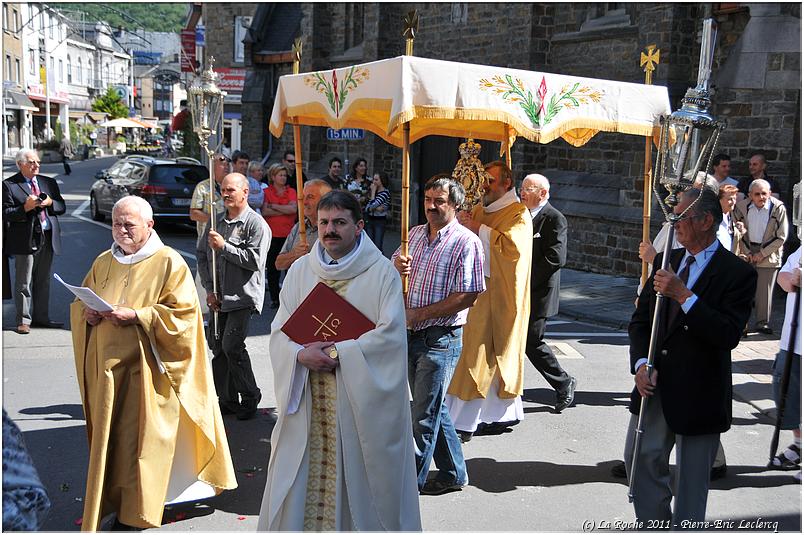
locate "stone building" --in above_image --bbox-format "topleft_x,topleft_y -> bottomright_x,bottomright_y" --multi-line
231,2 -> 800,276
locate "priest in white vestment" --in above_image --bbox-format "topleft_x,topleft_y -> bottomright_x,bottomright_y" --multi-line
258,191 -> 421,531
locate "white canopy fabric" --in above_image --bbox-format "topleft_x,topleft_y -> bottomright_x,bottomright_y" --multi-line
269,56 -> 672,148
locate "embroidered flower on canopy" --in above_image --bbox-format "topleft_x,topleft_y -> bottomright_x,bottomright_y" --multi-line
304,66 -> 370,117
480,74 -> 604,128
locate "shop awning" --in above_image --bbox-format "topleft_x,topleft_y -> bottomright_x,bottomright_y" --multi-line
4,89 -> 38,112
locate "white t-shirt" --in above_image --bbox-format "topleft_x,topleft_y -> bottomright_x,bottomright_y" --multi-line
779,246 -> 802,354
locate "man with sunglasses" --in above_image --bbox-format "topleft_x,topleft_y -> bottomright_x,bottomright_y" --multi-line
282,150 -> 307,184
3,149 -> 66,334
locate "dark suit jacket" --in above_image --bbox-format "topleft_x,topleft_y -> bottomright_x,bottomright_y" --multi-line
529,201 -> 567,318
628,244 -> 757,435
2,172 -> 65,255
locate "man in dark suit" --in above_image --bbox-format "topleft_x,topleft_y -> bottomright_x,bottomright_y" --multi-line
625,187 -> 756,524
520,174 -> 576,413
3,149 -> 65,334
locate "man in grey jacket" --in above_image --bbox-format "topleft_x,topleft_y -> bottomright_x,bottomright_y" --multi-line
197,173 -> 271,420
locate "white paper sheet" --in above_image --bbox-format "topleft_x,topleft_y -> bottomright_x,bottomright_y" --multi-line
54,273 -> 114,312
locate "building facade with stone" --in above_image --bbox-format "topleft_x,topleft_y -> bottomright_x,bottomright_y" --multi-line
222,2 -> 800,276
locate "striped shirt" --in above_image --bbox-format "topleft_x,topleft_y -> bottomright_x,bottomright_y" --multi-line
393,218 -> 485,331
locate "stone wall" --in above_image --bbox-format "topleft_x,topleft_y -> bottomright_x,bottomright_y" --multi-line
238,2 -> 800,276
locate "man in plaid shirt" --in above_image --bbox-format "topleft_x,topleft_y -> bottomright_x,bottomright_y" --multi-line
393,175 -> 485,496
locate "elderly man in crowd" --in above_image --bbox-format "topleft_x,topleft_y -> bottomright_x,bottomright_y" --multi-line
733,178 -> 788,335
737,153 -> 781,200
3,148 -> 66,334
626,188 -> 756,525
275,179 -> 332,270
446,161 -> 532,441
259,191 -> 420,530
520,173 -> 577,413
70,196 -> 236,531
197,173 -> 270,420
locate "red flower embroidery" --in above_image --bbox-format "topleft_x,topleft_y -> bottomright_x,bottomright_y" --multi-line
537,76 -> 547,115
332,70 -> 339,117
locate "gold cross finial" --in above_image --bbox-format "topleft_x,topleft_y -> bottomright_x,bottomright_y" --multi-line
292,38 -> 303,75
640,45 -> 660,73
403,10 -> 418,55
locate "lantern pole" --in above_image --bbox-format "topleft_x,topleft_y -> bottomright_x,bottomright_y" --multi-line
291,38 -> 307,247
400,10 -> 418,294
639,45 -> 660,287
188,56 -> 225,339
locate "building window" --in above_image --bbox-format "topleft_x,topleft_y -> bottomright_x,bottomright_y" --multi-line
38,8 -> 43,32
28,48 -> 35,74
345,4 -> 364,50
233,16 -> 251,63
76,57 -> 82,84
5,56 -> 11,81
15,58 -> 21,83
67,55 -> 72,83
13,8 -> 19,33
3,6 -> 8,31
59,59 -> 63,82
48,14 -> 53,39
49,57 -> 54,78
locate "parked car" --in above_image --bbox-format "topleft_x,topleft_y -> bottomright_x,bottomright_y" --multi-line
89,156 -> 208,224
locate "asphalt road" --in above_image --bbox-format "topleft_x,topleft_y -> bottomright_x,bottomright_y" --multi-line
2,157 -> 800,531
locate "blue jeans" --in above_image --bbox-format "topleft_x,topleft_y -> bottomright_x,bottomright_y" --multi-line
365,217 -> 386,251
408,325 -> 467,488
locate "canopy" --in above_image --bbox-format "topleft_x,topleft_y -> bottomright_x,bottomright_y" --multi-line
270,55 -> 672,148
99,117 -> 153,129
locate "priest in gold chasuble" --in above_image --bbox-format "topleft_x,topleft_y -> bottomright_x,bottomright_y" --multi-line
446,161 -> 533,437
70,197 -> 236,531
258,191 -> 420,531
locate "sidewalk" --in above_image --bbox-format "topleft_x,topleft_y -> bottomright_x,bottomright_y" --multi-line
382,228 -> 786,421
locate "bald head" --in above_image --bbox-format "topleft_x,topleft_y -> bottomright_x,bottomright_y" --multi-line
221,173 -> 250,215
521,173 -> 551,210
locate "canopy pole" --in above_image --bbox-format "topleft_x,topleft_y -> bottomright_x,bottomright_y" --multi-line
401,123 -> 411,293
639,45 -> 660,286
291,39 -> 307,248
400,10 -> 418,295
504,124 -> 512,167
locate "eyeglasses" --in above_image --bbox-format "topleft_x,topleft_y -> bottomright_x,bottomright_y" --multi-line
216,156 -> 231,163
285,158 -> 296,164
521,187 -> 541,193
24,160 -> 41,166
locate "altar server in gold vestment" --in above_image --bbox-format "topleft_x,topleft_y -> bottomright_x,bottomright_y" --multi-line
446,161 -> 532,440
258,191 -> 420,531
70,196 -> 236,531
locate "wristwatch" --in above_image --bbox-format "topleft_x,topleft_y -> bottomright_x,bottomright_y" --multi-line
328,346 -> 339,360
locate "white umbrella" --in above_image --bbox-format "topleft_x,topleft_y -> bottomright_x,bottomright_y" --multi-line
99,117 -> 148,129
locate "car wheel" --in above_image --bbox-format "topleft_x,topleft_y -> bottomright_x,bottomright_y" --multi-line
90,194 -> 104,221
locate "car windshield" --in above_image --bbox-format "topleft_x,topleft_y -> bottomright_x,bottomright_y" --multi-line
150,165 -> 207,185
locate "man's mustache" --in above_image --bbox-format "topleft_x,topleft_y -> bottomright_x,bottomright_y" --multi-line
323,233 -> 340,240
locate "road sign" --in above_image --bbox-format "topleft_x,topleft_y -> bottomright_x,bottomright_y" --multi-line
326,128 -> 365,141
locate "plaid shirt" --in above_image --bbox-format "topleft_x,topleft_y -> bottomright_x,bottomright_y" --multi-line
393,218 -> 485,331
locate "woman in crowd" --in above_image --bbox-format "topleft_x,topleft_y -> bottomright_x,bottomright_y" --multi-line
364,172 -> 391,251
347,157 -> 371,207
247,161 -> 268,211
261,163 -> 297,308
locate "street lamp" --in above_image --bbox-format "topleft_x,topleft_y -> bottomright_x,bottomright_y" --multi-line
628,18 -> 725,503
187,56 -> 226,338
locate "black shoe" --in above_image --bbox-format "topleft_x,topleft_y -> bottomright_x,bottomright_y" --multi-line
457,430 -> 473,443
758,325 -> 773,335
31,320 -> 64,329
219,400 -> 239,415
420,479 -> 464,496
710,464 -> 727,481
611,461 -> 627,478
555,377 -> 577,413
237,393 -> 262,420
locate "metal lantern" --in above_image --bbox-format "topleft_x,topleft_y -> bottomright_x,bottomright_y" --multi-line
653,19 -> 724,214
187,57 -> 226,339
187,57 -> 226,146
628,18 -> 725,504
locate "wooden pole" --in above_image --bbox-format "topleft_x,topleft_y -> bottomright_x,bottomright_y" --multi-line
640,45 -> 660,286
400,10 -> 418,294
291,39 -> 307,247
504,124 -> 512,167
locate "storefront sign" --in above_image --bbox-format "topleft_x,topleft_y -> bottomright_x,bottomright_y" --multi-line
214,68 -> 246,93
181,29 -> 197,73
326,128 -> 365,141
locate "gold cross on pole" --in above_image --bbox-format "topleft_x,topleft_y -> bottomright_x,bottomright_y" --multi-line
640,45 -> 660,75
403,10 -> 419,56
292,38 -> 303,75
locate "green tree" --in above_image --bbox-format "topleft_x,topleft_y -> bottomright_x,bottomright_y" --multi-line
92,87 -> 128,119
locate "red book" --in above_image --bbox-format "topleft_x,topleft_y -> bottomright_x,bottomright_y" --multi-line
281,282 -> 376,344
